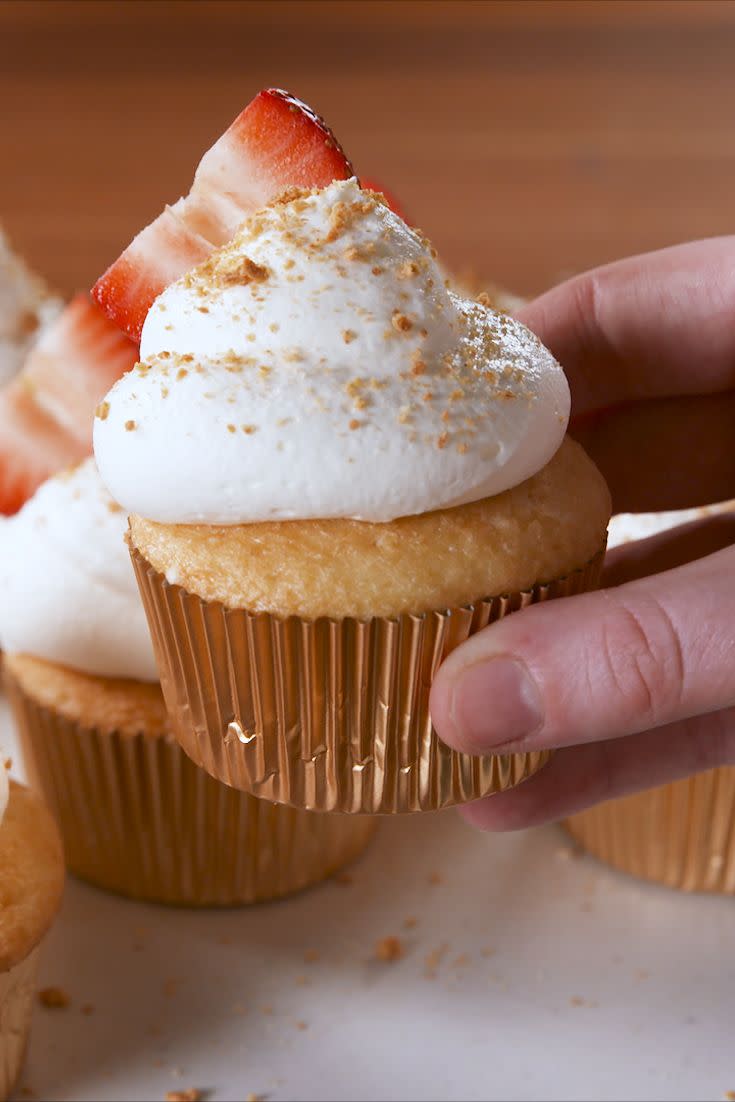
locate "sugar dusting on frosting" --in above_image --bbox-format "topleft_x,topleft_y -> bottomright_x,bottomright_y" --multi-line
94,178 -> 569,524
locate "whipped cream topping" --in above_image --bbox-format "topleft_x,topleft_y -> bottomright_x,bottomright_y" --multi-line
0,225 -> 62,385
94,178 -> 570,524
0,761 -> 8,829
0,459 -> 157,681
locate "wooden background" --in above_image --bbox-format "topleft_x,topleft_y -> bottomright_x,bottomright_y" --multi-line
2,0 -> 735,300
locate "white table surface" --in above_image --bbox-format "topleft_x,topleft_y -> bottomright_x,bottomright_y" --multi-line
2,692 -> 734,1102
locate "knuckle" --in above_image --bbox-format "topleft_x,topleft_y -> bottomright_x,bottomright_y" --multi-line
599,593 -> 686,727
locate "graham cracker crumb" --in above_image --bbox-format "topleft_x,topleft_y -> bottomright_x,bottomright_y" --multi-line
437,432 -> 449,449
403,916 -> 418,930
245,1094 -> 263,1102
397,260 -> 421,280
391,310 -> 413,333
428,871 -> 443,885
332,871 -> 353,885
375,936 -> 404,962
295,1020 -> 309,1031
476,291 -> 491,306
95,401 -> 110,421
342,329 -> 357,344
303,949 -> 320,963
124,419 -> 137,432
348,418 -> 362,430
424,942 -> 449,979
165,1091 -> 203,1102
80,1004 -> 95,1016
38,987 -> 69,1010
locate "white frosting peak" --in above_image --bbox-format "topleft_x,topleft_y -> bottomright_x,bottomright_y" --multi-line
0,460 -> 157,681
94,179 -> 569,524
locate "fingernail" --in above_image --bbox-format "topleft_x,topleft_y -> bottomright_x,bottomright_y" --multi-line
449,657 -> 543,752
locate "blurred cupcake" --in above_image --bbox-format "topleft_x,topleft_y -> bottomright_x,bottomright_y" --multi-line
0,225 -> 61,387
0,764 -> 64,1100
94,179 -> 610,814
566,502 -> 735,893
0,462 -> 376,904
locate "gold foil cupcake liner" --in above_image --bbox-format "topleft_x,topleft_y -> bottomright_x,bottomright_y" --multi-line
131,546 -> 605,814
0,946 -> 40,1102
564,766 -> 735,894
5,674 -> 377,906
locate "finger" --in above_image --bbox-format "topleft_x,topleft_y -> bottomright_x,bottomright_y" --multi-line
571,391 -> 735,512
517,236 -> 735,417
430,544 -> 735,755
603,511 -> 735,587
459,705 -> 735,832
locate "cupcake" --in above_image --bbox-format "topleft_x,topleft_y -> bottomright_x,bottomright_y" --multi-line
0,225 -> 61,387
93,179 -> 611,814
566,502 -> 735,894
0,764 -> 64,1100
0,461 -> 376,903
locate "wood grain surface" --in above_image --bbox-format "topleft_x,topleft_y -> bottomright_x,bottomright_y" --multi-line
1,0 -> 735,299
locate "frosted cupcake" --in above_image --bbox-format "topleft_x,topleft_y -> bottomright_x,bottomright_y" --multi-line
0,225 -> 61,387
0,461 -> 375,903
566,503 -> 735,894
94,179 -> 611,814
0,764 -> 64,1099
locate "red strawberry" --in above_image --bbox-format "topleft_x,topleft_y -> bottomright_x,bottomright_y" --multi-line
93,88 -> 354,341
0,294 -> 138,514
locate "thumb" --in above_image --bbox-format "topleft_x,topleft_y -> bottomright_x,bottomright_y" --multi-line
430,544 -> 735,755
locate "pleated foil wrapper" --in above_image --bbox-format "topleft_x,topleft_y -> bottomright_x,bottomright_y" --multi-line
0,946 -> 39,1102
131,545 -> 605,814
5,674 -> 377,907
564,766 -> 735,894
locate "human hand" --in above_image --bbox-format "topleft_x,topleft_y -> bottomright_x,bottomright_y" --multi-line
430,237 -> 735,829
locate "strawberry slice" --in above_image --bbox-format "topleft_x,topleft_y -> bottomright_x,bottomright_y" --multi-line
93,88 -> 354,341
0,294 -> 138,514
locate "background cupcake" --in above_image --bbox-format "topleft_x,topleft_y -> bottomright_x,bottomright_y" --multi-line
0,764 -> 64,1100
0,461 -> 376,905
564,503 -> 735,894
94,180 -> 611,814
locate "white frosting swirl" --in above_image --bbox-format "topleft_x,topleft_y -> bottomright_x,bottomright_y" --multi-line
94,179 -> 569,524
0,459 -> 157,681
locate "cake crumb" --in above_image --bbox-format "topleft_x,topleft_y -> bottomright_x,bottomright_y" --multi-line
428,871 -> 443,885
80,1004 -> 95,1016
245,1094 -> 262,1102
403,916 -> 418,930
38,987 -> 69,1009
124,419 -> 137,432
95,401 -> 110,421
295,1020 -> 309,1031
424,942 -> 449,979
303,948 -> 320,963
375,936 -> 404,962
342,329 -> 357,344
723,1092 -> 735,1100
165,1091 -> 203,1102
